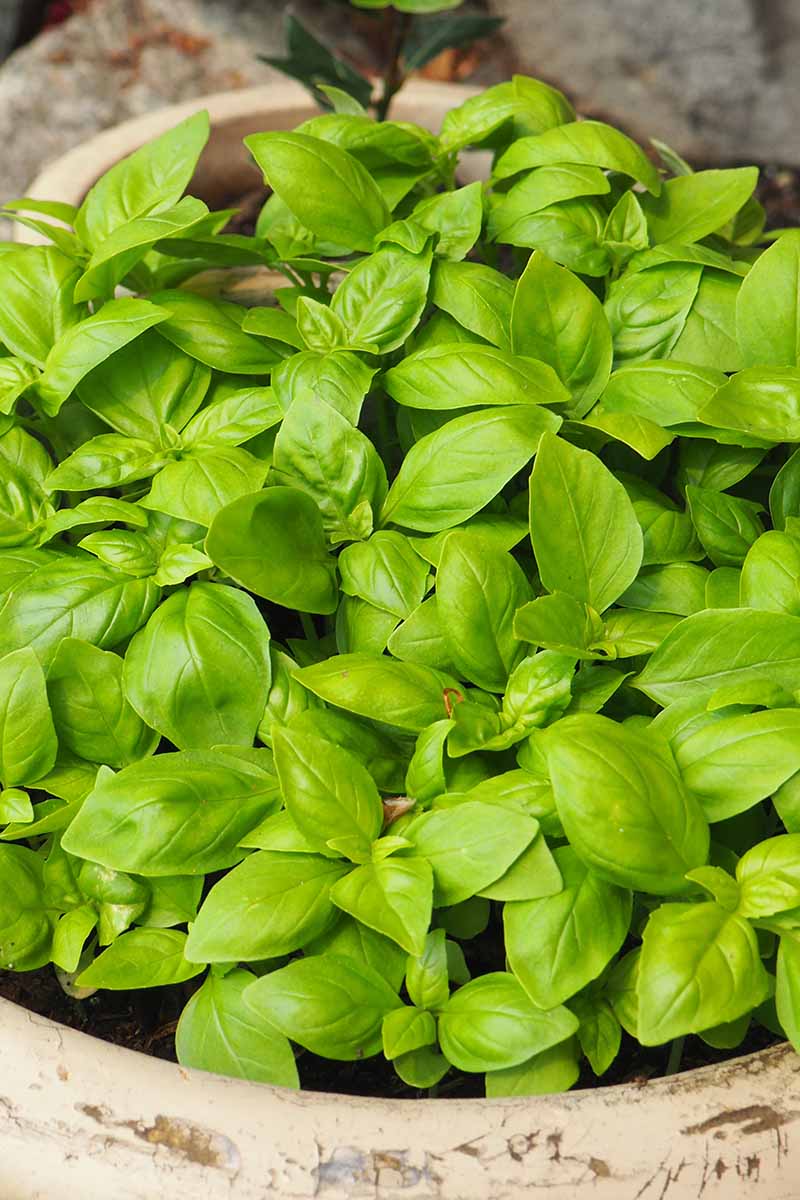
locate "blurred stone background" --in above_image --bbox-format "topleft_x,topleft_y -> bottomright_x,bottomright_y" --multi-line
1,0 -> 799,213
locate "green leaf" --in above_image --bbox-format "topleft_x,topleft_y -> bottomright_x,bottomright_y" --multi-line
48,638 -> 157,767
505,846 -> 632,1007
384,343 -> 569,411
295,653 -> 457,732
494,121 -> 662,193
437,530 -> 531,691
0,845 -> 51,969
75,112 -> 210,249
339,532 -> 429,618
150,291 -> 281,374
77,332 -> 210,441
272,397 -> 386,543
330,857 -> 433,955
635,608 -> 800,705
431,260 -> 515,349
176,968 -> 298,1087
511,252 -> 613,416
546,714 -> 709,894
124,583 -> 270,751
273,726 -> 383,862
272,349 -> 375,424
737,231 -> 800,367
685,485 -> 764,567
776,935 -> 800,1053
698,367 -> 800,443
77,929 -> 203,989
37,299 -> 170,416
485,1038 -> 580,1097
245,954 -> 401,1060
381,405 -> 559,533
0,246 -> 81,369
245,132 -> 389,253
606,263 -> 703,365
143,448 -> 268,528
403,801 -> 538,905
638,901 -> 768,1045
185,851 -> 347,962
439,972 -> 578,1072
530,432 -> 642,613
641,168 -> 757,246
262,13 -> 372,112
0,647 -> 57,788
205,487 -> 338,615
736,835 -> 800,919
331,244 -> 432,353
61,750 -> 278,876
673,710 -> 800,823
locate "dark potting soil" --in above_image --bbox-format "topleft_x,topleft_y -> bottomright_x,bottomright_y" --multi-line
0,954 -> 783,1100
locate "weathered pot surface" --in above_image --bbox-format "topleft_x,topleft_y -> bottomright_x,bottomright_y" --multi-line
1,996 -> 798,1199
7,80 -> 800,1200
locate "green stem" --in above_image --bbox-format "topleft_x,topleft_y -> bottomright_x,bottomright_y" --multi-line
300,612 -> 318,642
665,1036 -> 685,1076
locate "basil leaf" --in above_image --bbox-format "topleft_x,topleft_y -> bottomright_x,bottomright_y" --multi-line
511,252 -> 613,416
77,929 -> 203,989
431,260 -> 515,349
384,343 -> 569,411
176,968 -> 298,1087
330,857 -> 433,955
185,851 -> 347,962
124,583 -> 271,751
505,846 -> 632,1007
61,751 -> 278,875
245,132 -> 390,252
737,231 -> 800,367
0,845 -> 52,969
205,487 -> 338,615
0,648 -> 57,788
546,714 -> 709,894
295,653 -> 457,732
638,901 -> 768,1045
245,954 -> 402,1060
439,972 -> 578,1072
381,406 -> 560,533
640,168 -> 757,246
494,121 -> 661,194
530,432 -> 642,612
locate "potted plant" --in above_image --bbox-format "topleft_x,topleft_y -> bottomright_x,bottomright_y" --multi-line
1,54 -> 800,1200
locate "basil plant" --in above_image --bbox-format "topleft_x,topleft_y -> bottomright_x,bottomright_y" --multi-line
0,73 -> 798,1098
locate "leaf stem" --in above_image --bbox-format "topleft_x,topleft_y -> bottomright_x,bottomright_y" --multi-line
375,11 -> 412,121
665,1035 -> 685,1076
300,612 -> 318,642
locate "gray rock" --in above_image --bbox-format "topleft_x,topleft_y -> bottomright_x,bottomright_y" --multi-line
0,0 -> 294,210
493,0 -> 800,165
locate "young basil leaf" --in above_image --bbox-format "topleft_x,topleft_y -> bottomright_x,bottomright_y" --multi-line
76,929 -> 203,989
530,432 -> 642,613
295,653 -> 456,732
61,751 -> 279,875
0,648 -> 57,788
436,530 -> 531,692
245,132 -> 390,253
176,968 -> 298,1087
403,801 -> 538,905
339,532 -> 429,618
47,638 -> 157,767
330,244 -> 432,353
330,857 -> 433,955
635,608 -> 800,705
272,397 -> 387,543
75,112 -> 210,250
205,487 -> 338,615
485,1037 -> 580,1097
439,972 -> 578,1072
185,851 -> 347,963
505,846 -> 631,1008
494,121 -> 662,194
0,246 -> 82,368
737,231 -> 800,367
384,343 -> 569,411
149,291 -> 282,374
431,260 -> 515,349
245,954 -> 402,1060
381,405 -> 559,533
736,835 -> 800,919
124,583 -> 271,751
511,252 -> 613,416
0,844 -> 52,969
640,168 -> 757,246
606,263 -> 703,365
47,434 -> 164,492
546,714 -> 709,894
698,367 -> 800,443
638,901 -> 768,1045
37,299 -> 171,417
271,349 -> 375,424
273,726 -> 383,862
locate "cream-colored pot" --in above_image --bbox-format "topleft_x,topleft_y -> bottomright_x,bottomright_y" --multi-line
6,81 -> 800,1199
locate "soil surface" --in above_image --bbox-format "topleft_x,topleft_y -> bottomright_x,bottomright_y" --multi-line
0,959 -> 782,1099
